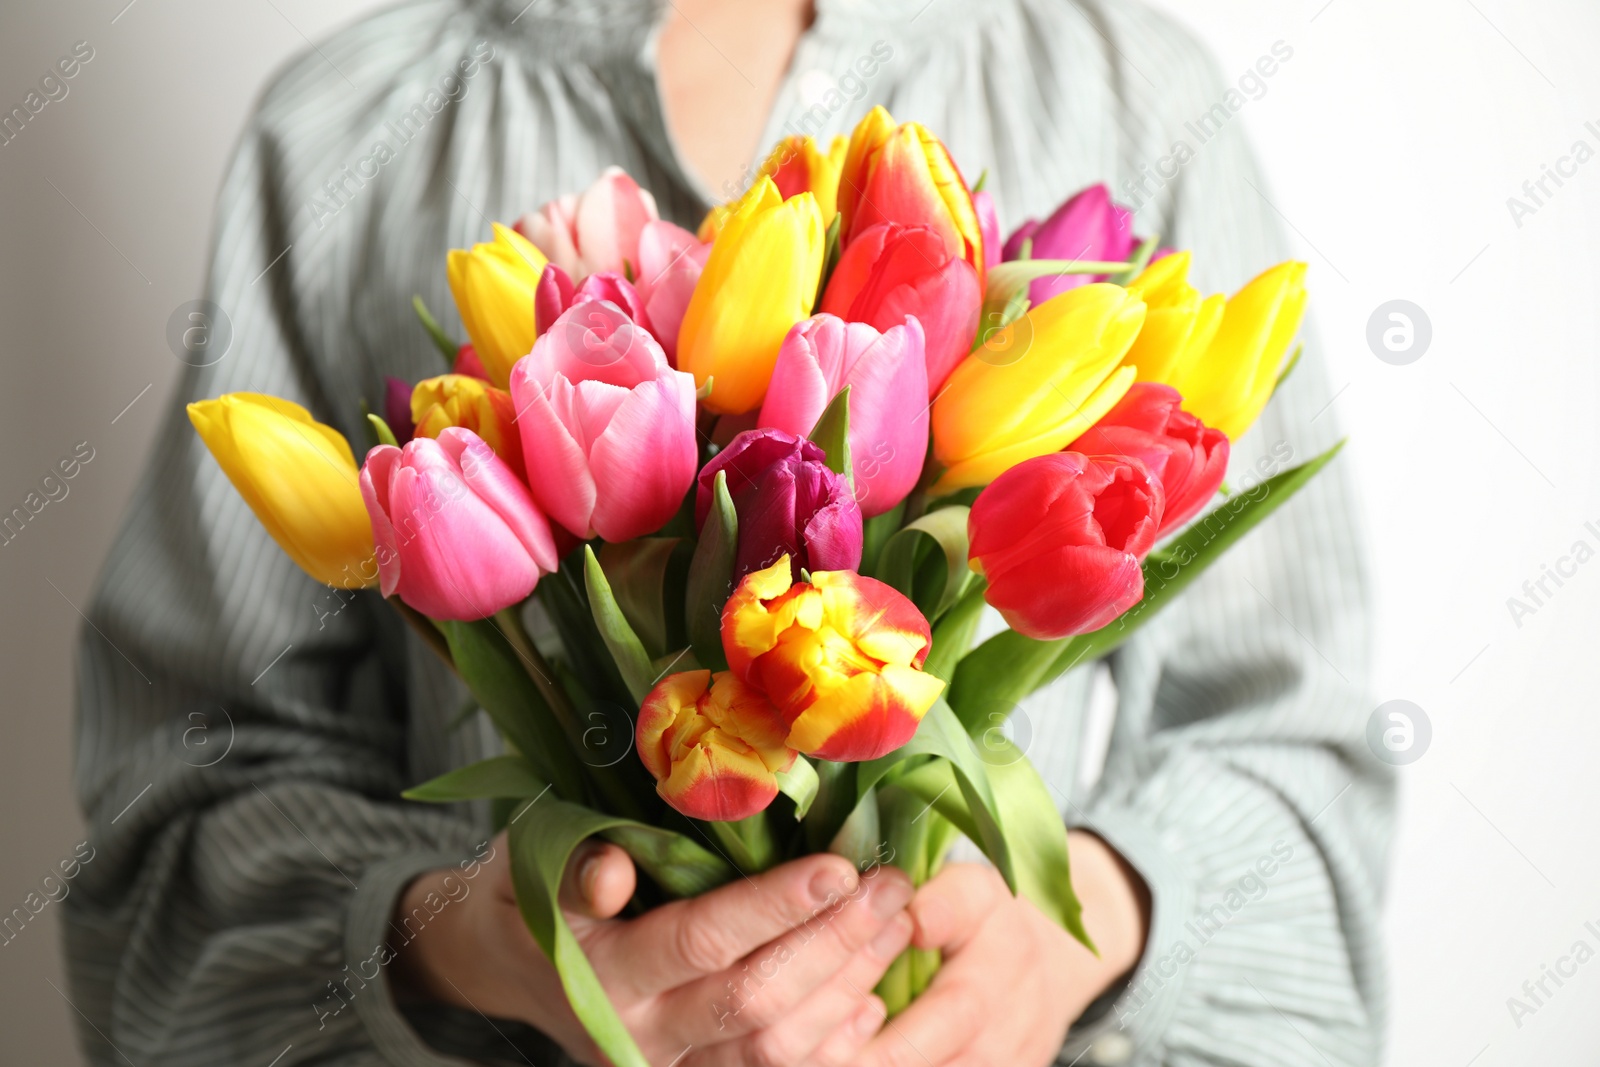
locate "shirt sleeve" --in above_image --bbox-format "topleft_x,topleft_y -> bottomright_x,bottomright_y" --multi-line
61,43 -> 501,1067
1056,20 -> 1394,1067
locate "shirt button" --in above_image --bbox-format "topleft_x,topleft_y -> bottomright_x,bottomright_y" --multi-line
1087,1032 -> 1134,1065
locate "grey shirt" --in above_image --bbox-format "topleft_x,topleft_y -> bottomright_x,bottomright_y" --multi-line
65,1 -> 1391,1064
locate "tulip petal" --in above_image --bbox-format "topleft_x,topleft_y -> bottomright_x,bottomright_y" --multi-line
587,369 -> 699,542
435,428 -> 558,573
510,370 -> 599,539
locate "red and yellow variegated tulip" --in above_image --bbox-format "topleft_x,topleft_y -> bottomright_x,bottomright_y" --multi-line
410,374 -> 524,481
636,669 -> 796,821
700,134 -> 848,241
721,557 -> 945,762
836,106 -> 985,283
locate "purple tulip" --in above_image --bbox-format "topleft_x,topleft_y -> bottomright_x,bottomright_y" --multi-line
1001,183 -> 1140,306
696,428 -> 863,583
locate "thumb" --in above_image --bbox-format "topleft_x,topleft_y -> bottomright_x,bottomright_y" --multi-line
558,839 -> 637,921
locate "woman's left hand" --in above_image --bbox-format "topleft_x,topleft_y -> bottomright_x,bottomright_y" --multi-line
854,831 -> 1151,1067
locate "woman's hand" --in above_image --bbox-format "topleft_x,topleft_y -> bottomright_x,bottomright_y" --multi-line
391,830 -> 915,1067
855,831 -> 1151,1067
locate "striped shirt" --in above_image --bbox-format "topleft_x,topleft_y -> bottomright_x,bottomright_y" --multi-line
65,1 -> 1391,1064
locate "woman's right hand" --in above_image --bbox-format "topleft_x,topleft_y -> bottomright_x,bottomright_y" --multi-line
391,830 -> 913,1066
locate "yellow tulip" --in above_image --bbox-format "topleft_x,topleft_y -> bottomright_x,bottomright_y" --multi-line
699,134 -> 847,242
677,177 -> 824,415
187,393 -> 376,588
1116,252 -> 1224,385
446,222 -> 548,388
410,374 -> 524,480
931,284 -> 1145,493
1161,261 -> 1307,440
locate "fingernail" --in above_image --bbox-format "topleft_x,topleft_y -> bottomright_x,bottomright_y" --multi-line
871,913 -> 912,959
812,863 -> 856,906
579,854 -> 602,902
854,998 -> 885,1036
870,874 -> 913,919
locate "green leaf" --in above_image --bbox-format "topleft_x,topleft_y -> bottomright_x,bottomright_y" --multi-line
507,800 -> 656,1067
539,559 -> 632,705
412,294 -> 460,363
826,783 -> 881,870
600,823 -> 739,899
1274,343 -> 1304,393
775,756 -> 820,821
366,413 -> 399,448
404,755 -> 550,803
815,212 -> 843,305
857,700 -> 1015,892
808,385 -> 853,490
860,502 -> 906,576
947,442 -> 1345,725
684,470 -> 737,672
1107,233 -> 1161,287
983,739 -> 1092,949
597,539 -> 690,659
875,505 -> 972,621
922,580 -> 987,683
582,545 -> 658,703
435,618 -> 586,801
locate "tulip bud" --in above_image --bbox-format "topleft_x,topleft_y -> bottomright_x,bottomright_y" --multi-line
757,315 -> 928,517
636,669 -> 796,822
1116,251 -> 1224,385
700,134 -> 848,241
721,557 -> 945,762
447,222 -> 548,388
633,220 -> 710,365
837,106 -> 985,282
819,222 -> 981,394
931,283 -> 1146,493
384,377 -> 415,444
188,393 -> 377,589
677,178 -> 825,414
516,165 -> 660,282
451,344 -> 490,381
1069,382 -> 1228,535
1001,183 -> 1140,305
1169,261 -> 1308,441
696,428 -> 862,584
410,374 -> 524,480
511,300 -> 698,542
968,451 -> 1164,639
359,428 -> 559,620
973,189 -> 1002,272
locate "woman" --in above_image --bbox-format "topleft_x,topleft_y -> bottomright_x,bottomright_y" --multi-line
65,1 -> 1389,1064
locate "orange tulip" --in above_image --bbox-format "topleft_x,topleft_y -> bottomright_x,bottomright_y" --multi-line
409,374 -> 525,481
721,556 -> 945,762
836,106 -> 984,284
636,669 -> 796,822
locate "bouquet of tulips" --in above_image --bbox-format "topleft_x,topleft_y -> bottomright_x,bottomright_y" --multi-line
188,107 -> 1336,1064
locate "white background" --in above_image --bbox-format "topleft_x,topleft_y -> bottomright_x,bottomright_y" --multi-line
0,0 -> 1596,1063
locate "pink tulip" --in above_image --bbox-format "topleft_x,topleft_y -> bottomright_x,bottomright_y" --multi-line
535,263 -> 652,335
511,299 -> 698,542
360,428 -> 559,621
757,315 -> 928,517
1001,183 -> 1141,306
634,220 -> 711,365
973,189 -> 1002,272
517,166 -> 660,281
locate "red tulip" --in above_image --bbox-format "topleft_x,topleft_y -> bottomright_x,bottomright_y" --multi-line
636,669 -> 796,822
967,452 -> 1164,639
1069,382 -> 1228,536
819,222 -> 980,394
